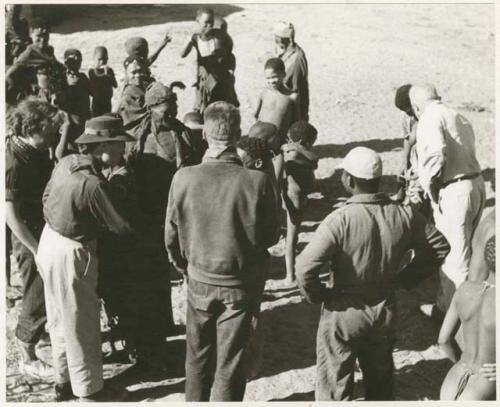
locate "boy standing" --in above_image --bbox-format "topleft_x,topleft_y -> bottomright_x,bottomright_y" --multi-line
282,121 -> 318,284
6,99 -> 63,380
88,46 -> 117,116
181,7 -> 239,113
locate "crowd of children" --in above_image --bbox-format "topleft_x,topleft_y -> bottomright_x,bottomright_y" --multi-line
4,5 -> 495,403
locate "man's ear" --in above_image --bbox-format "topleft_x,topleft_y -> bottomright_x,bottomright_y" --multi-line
254,158 -> 263,169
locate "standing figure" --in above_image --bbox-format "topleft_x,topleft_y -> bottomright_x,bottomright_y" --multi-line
409,84 -> 486,317
296,147 -> 449,401
165,102 -> 279,401
274,21 -> 309,121
88,46 -> 117,117
181,7 -> 239,113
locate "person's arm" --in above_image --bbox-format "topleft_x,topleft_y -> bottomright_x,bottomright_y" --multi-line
416,109 -> 446,203
259,175 -> 281,248
164,174 -> 188,274
54,111 -> 72,161
148,32 -> 172,66
438,294 -> 461,363
253,92 -> 263,120
109,67 -> 118,89
181,34 -> 195,58
88,182 -> 133,236
5,202 -> 38,256
296,218 -> 338,303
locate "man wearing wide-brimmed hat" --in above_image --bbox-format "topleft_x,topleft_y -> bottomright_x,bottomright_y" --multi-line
37,115 -> 134,402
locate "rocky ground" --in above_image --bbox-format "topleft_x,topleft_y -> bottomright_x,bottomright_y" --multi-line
5,2 -> 495,402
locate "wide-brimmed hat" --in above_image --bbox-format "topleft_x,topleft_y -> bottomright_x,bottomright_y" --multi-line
75,115 -> 135,144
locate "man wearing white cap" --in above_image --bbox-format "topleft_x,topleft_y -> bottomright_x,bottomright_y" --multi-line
296,147 -> 449,400
273,21 -> 309,121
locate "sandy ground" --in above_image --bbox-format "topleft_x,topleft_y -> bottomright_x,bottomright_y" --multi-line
5,3 -> 495,402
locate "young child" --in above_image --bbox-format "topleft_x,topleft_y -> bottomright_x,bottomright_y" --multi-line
282,121 -> 318,284
183,111 -> 208,157
253,58 -> 299,150
248,121 -> 284,181
88,46 -> 117,116
60,48 -> 91,147
438,210 -> 496,400
181,7 -> 238,113
125,32 -> 172,67
22,65 -> 61,106
5,98 -> 63,380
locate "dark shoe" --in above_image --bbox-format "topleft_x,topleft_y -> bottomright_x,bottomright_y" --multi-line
54,382 -> 75,402
78,386 -> 128,402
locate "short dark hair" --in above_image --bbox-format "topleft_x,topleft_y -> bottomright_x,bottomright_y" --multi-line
395,84 -> 412,112
237,136 -> 272,162
94,46 -> 108,57
265,58 -> 285,74
29,17 -> 50,32
197,7 -> 214,18
288,121 -> 318,145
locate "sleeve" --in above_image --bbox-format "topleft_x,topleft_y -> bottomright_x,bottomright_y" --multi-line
164,174 -> 188,272
290,53 -> 309,120
296,216 -> 339,303
396,210 -> 450,290
88,182 -> 133,236
416,108 -> 446,195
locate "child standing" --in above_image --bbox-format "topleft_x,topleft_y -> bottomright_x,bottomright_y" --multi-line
181,7 -> 238,113
282,121 -> 318,284
125,32 -> 172,67
88,46 -> 117,116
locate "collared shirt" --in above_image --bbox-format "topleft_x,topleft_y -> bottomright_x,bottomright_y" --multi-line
296,193 -> 449,304
5,135 -> 53,236
43,154 -> 132,242
416,100 -> 481,196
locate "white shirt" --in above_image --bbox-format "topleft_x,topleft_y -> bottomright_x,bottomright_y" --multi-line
416,100 -> 481,195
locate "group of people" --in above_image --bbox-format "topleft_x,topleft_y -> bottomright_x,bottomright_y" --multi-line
4,4 -> 495,403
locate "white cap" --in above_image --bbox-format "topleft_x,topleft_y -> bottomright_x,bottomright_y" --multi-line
273,21 -> 295,38
339,147 -> 382,179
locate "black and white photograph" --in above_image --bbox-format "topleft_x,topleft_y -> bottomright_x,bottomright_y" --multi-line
2,0 -> 496,403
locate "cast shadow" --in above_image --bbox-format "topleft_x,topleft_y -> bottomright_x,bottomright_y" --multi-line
313,138 -> 403,159
253,300 -> 321,379
395,358 -> 452,400
27,4 -> 244,34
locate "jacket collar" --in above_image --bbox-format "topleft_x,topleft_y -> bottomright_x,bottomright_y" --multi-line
202,147 -> 243,166
345,192 -> 390,205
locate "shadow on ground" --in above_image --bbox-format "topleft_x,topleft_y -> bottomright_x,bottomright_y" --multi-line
314,138 -> 403,159
26,4 -> 244,34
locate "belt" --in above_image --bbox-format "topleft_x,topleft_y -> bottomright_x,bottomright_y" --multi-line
442,173 -> 480,188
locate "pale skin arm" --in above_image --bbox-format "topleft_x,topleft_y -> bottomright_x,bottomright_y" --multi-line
148,32 -> 172,66
5,202 -> 38,256
438,295 -> 461,363
253,92 -> 263,120
54,112 -> 71,161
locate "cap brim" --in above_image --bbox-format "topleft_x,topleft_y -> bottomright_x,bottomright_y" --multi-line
75,132 -> 136,144
185,123 -> 204,130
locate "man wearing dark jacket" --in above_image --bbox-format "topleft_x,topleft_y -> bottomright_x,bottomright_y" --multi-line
165,101 -> 280,401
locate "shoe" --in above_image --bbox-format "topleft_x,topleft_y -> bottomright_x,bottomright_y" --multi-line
54,382 -> 75,402
419,303 -> 445,322
78,386 -> 129,402
18,359 -> 53,380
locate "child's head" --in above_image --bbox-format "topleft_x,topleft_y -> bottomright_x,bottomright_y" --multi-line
7,97 -> 63,150
145,81 -> 178,118
237,136 -> 272,171
214,16 -> 228,32
395,84 -> 415,117
36,65 -> 51,90
124,56 -> 149,87
66,68 -> 81,86
64,48 -> 82,72
125,37 -> 149,60
93,46 -> 108,68
29,17 -> 50,49
264,58 -> 286,89
287,121 -> 317,148
196,7 -> 215,36
183,111 -> 204,130
249,121 -> 279,152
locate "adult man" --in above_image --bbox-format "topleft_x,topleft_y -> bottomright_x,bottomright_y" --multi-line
296,147 -> 449,401
409,84 -> 485,316
37,115 -> 134,402
165,101 -> 279,401
274,21 -> 309,121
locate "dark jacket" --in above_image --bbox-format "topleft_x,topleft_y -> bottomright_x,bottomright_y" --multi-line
165,150 -> 280,287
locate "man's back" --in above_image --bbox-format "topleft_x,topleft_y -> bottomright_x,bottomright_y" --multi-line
166,154 -> 278,287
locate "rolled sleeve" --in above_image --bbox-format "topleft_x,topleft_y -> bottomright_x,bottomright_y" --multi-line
164,174 -> 187,272
296,218 -> 339,303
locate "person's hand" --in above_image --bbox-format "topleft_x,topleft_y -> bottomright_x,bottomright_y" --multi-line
162,32 -> 172,46
479,363 -> 496,381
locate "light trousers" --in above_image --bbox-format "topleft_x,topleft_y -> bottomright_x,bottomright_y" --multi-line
37,224 -> 103,397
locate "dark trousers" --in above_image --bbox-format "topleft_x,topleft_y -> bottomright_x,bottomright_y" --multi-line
185,278 -> 259,401
11,234 -> 47,344
315,292 -> 396,401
